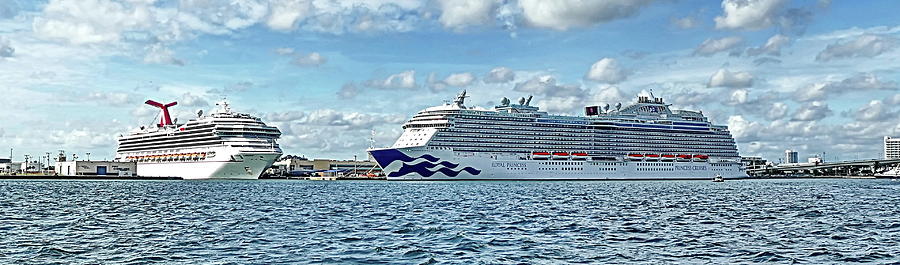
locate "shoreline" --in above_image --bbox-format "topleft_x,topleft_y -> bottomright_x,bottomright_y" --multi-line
0,175 -> 890,181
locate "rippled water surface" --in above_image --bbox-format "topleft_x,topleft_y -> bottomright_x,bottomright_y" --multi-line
2,179 -> 900,264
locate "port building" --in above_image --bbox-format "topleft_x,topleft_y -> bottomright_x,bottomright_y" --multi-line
55,161 -> 136,176
270,157 -> 382,177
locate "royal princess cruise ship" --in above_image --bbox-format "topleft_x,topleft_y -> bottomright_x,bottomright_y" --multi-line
368,91 -> 747,180
115,100 -> 282,179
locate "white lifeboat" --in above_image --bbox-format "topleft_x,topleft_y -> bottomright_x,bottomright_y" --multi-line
571,152 -> 589,160
661,154 -> 676,161
693,154 -> 709,162
551,152 -> 570,160
531,152 -> 551,160
626,154 -> 644,161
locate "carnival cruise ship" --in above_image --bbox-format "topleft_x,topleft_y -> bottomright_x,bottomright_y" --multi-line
115,100 -> 282,179
368,91 -> 748,180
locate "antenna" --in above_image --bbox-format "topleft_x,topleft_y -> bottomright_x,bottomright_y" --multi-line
145,100 -> 178,127
369,129 -> 377,149
454,90 -> 468,107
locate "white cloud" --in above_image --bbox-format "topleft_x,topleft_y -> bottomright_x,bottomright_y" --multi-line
714,0 -> 787,30
179,93 -> 209,108
792,101 -> 831,121
33,0 -> 155,44
585,58 -> 628,84
753,57 -> 781,65
337,83 -> 360,99
517,0 -> 652,30
727,115 -> 764,140
746,34 -> 790,56
437,0 -> 494,31
708,69 -> 753,88
444,72 -> 476,87
85,91 -> 135,106
484,67 -> 515,83
428,72 -> 477,92
693,36 -> 743,56
268,109 -> 405,129
815,35 -> 897,61
266,0 -> 313,31
292,52 -> 327,67
0,36 -> 13,57
850,100 -> 896,122
672,16 -> 698,29
365,70 -> 417,89
794,73 -> 897,102
143,43 -> 185,66
274,47 -> 295,55
767,102 -> 789,120
514,75 -> 585,98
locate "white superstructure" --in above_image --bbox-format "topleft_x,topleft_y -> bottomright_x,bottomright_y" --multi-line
368,91 -> 747,180
115,100 -> 282,179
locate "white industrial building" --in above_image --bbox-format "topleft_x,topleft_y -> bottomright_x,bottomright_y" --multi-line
884,136 -> 900,159
55,161 -> 136,176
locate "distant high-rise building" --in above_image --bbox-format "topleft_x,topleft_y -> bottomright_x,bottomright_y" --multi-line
884,136 -> 900,159
784,149 -> 799,164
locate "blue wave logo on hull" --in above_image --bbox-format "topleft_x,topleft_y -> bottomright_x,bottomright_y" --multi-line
390,162 -> 481,177
369,149 -> 481,178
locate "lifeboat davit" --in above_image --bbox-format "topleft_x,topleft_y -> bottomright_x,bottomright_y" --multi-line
552,152 -> 570,160
571,152 -> 589,160
645,154 -> 660,161
531,152 -> 551,160
693,154 -> 709,161
676,154 -> 692,162
627,154 -> 644,161
661,154 -> 676,161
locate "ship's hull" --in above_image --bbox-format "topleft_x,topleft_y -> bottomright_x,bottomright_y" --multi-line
369,148 -> 748,181
136,152 -> 280,180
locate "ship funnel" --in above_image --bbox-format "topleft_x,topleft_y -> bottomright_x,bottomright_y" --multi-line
145,100 -> 177,127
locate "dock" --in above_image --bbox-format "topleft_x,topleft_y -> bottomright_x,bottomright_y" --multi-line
0,174 -> 182,180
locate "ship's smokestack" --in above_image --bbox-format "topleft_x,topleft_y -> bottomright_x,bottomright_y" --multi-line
145,100 -> 178,127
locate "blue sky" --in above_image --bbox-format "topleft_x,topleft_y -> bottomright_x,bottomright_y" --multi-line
1,0 -> 900,163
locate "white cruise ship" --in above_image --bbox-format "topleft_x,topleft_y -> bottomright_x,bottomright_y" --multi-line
115,100 -> 282,179
368,91 -> 748,180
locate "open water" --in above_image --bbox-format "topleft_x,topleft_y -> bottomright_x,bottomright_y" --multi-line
1,179 -> 899,264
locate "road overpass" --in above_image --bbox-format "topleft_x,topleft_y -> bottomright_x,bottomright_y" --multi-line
747,158 -> 900,177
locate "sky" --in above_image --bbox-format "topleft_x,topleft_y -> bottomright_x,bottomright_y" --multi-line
1,0 -> 899,163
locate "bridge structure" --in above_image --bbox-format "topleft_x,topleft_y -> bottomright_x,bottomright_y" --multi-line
746,158 -> 900,177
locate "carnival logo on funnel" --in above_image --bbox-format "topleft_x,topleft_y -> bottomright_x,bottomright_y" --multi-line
370,149 -> 481,178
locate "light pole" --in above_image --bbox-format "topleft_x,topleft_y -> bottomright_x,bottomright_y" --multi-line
353,155 -> 358,177
86,152 -> 91,161
24,154 -> 30,172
